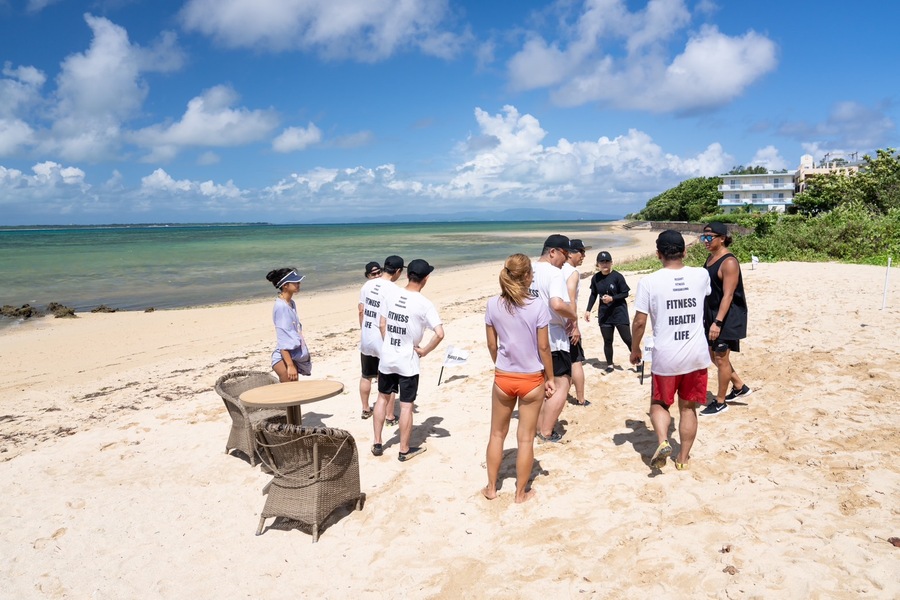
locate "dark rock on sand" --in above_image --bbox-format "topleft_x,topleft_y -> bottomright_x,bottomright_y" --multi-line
144,307 -> 155,313
91,305 -> 118,313
47,302 -> 77,318
1,304 -> 44,319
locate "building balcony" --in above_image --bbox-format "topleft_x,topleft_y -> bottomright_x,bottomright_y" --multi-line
718,182 -> 795,192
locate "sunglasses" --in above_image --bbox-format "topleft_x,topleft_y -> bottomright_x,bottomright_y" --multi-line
700,234 -> 720,243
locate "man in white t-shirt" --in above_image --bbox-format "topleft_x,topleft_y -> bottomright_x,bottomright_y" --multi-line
372,259 -> 445,462
530,234 -> 578,442
630,230 -> 711,471
562,238 -> 591,406
358,256 -> 403,421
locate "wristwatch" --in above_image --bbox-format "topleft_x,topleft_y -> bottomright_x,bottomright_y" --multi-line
713,319 -> 723,327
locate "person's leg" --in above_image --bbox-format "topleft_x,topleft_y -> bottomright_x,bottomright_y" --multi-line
616,323 -> 633,357
359,377 -> 372,412
649,403 -> 672,445
538,375 -> 570,437
372,391 -> 390,445
484,382 -> 515,500
398,400 -> 415,453
272,360 -> 290,382
677,399 -> 698,465
385,393 -> 397,423
600,326 -> 615,366
514,383 -> 544,503
571,361 -> 585,404
711,347 -> 732,404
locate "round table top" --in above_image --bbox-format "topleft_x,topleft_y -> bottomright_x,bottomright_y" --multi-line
239,379 -> 344,408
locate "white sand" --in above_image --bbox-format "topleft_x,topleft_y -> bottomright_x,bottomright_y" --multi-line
2,225 -> 899,598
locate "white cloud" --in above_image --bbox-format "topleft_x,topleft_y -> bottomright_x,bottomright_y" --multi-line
272,123 -> 322,153
129,85 -> 279,161
0,119 -> 36,156
1,62 -> 47,119
46,14 -> 185,161
508,0 -> 777,113
179,0 -> 465,61
26,0 -> 61,13
749,145 -> 788,171
197,151 -> 221,165
140,167 -> 244,199
780,101 -> 895,151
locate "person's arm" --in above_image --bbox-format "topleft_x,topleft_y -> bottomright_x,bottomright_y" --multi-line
709,257 -> 739,340
630,311 -> 647,365
415,324 -> 445,357
566,270 -> 580,343
549,297 -> 576,320
610,272 -> 630,301
358,302 -> 365,326
537,325 -> 555,398
379,315 -> 386,339
485,324 -> 498,364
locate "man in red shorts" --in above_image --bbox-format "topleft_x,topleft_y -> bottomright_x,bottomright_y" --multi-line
630,231 -> 711,471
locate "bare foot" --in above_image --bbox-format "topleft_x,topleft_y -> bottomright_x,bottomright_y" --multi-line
514,489 -> 536,504
481,486 -> 497,500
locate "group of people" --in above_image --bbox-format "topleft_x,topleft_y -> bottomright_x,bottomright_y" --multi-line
263,222 -> 751,500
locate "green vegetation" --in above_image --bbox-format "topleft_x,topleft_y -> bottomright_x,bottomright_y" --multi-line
623,148 -> 900,268
626,176 -> 722,221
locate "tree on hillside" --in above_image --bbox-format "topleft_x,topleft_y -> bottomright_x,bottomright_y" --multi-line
793,148 -> 900,216
633,176 -> 722,221
727,165 -> 768,175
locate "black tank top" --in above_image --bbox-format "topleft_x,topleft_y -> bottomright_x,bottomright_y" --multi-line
704,253 -> 747,340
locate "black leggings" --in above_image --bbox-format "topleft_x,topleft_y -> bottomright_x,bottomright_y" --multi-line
600,324 -> 632,365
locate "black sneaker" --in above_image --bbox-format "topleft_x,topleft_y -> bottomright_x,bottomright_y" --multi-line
371,443 -> 384,456
700,401 -> 729,416
725,384 -> 752,400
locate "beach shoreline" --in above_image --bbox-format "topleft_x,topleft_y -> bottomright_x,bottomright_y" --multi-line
2,224 -> 899,598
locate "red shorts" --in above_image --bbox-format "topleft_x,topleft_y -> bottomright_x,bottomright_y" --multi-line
494,370 -> 544,399
651,368 -> 708,407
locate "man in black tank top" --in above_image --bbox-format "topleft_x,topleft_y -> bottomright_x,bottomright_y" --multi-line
699,222 -> 752,416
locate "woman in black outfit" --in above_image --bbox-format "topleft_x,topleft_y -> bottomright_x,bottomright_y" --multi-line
584,251 -> 632,372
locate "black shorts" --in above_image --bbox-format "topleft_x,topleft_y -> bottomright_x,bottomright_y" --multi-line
551,350 -> 572,377
377,372 -> 420,403
710,338 -> 740,353
568,338 -> 585,363
360,353 -> 380,378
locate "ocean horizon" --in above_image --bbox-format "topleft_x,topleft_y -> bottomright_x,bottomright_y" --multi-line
1,220 -> 629,321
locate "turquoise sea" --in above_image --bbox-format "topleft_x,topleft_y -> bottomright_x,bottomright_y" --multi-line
1,221 -> 625,316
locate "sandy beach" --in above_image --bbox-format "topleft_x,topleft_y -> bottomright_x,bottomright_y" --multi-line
2,225 -> 898,598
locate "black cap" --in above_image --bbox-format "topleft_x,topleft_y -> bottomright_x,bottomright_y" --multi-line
569,239 -> 591,252
365,261 -> 381,276
596,251 -> 612,262
543,234 -> 570,250
407,259 -> 435,278
383,255 -> 404,272
704,222 -> 728,236
656,230 -> 685,253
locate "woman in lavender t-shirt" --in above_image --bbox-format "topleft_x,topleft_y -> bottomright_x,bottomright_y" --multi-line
483,254 -> 555,503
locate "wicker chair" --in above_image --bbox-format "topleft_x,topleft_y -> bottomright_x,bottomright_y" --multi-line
215,370 -> 282,466
254,421 -> 364,542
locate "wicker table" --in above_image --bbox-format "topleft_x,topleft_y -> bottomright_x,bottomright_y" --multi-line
240,379 -> 344,425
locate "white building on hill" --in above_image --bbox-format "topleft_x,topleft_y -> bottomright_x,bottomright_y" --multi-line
718,171 -> 796,213
717,152 -> 865,214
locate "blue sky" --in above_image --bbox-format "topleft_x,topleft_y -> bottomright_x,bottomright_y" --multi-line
0,0 -> 897,225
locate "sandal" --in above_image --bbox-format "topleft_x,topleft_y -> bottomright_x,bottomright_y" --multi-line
361,409 -> 373,420
675,461 -> 690,471
385,417 -> 399,427
650,440 -> 672,469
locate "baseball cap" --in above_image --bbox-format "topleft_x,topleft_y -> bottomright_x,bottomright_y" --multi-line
656,230 -> 685,253
569,239 -> 592,253
704,222 -> 728,236
596,251 -> 612,262
365,261 -> 381,276
383,255 -> 404,272
543,234 -> 570,251
276,269 -> 305,287
407,259 -> 435,278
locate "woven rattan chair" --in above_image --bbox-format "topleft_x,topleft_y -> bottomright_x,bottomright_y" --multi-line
254,421 -> 364,542
215,370 -> 281,466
